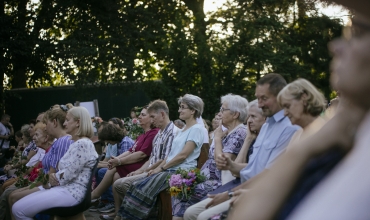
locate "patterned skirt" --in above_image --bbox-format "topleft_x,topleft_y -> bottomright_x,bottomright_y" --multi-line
118,170 -> 174,220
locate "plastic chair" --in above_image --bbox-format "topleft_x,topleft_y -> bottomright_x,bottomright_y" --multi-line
38,156 -> 100,218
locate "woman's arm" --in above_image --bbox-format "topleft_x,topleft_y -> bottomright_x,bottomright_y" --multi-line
163,141 -> 196,169
111,151 -> 147,167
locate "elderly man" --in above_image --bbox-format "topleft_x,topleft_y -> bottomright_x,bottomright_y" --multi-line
98,100 -> 179,220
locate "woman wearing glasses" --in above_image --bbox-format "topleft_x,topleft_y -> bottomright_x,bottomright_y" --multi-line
172,94 -> 248,220
116,94 -> 205,220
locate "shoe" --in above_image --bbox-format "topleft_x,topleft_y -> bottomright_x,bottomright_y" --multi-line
89,202 -> 106,212
100,214 -> 115,220
98,203 -> 115,213
91,197 -> 100,203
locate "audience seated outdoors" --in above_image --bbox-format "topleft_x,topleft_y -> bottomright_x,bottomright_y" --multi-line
12,106 -> 98,219
184,74 -> 300,220
90,106 -> 159,215
115,94 -> 204,220
1,1 -> 369,218
228,1 -> 370,219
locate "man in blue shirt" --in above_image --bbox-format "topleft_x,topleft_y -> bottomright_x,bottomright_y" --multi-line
184,73 -> 300,220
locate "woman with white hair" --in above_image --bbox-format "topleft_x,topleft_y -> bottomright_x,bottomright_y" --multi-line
116,94 -> 205,220
172,94 -> 248,220
12,107 -> 98,220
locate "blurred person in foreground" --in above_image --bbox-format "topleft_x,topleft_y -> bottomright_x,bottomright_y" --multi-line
228,3 -> 370,220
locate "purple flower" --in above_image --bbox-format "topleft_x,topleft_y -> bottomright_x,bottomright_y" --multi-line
169,174 -> 183,187
187,172 -> 196,178
185,179 -> 193,186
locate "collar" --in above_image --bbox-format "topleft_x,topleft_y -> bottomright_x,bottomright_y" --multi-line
268,109 -> 285,123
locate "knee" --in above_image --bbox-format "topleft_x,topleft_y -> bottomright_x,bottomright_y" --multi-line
12,201 -> 25,219
98,168 -> 108,178
183,205 -> 198,220
113,180 -> 126,196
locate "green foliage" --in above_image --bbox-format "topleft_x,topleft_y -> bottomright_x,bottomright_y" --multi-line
1,0 -> 344,119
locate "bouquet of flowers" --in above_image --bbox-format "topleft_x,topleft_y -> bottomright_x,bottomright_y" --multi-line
167,168 -> 206,200
29,168 -> 49,189
123,117 -> 143,140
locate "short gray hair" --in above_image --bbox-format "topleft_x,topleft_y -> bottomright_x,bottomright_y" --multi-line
221,94 -> 249,122
178,94 -> 204,119
248,100 -> 263,115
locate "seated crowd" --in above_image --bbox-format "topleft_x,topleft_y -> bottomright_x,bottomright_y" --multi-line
1,1 -> 370,219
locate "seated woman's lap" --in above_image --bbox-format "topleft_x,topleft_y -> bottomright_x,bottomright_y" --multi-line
12,187 -> 79,219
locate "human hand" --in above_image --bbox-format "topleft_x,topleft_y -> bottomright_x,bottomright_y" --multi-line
246,122 -> 257,141
108,156 -> 120,169
214,123 -> 228,140
4,165 -> 12,172
147,167 -> 161,176
205,192 -> 229,209
128,170 -> 144,177
230,189 -> 248,207
215,153 -> 232,170
49,173 -> 59,186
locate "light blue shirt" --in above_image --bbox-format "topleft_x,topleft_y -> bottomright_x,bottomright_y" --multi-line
105,143 -> 118,159
166,124 -> 204,170
240,110 -> 300,182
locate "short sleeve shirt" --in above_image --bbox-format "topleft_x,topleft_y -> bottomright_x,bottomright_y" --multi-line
166,124 -> 204,170
47,135 -> 74,171
118,136 -> 135,155
0,122 -> 10,149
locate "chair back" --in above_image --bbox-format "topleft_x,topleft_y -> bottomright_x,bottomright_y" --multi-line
39,156 -> 101,217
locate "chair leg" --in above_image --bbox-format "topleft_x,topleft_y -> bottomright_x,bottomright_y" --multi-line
55,212 -> 86,220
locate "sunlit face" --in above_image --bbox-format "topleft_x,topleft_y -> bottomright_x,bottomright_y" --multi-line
247,106 -> 265,133
255,84 -> 280,117
33,128 -> 47,148
63,112 -> 79,135
138,109 -> 151,128
178,102 -> 194,121
280,97 -> 305,126
149,110 -> 164,129
329,16 -> 370,108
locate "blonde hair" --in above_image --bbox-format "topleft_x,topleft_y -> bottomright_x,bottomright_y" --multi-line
68,107 -> 94,138
277,78 -> 325,117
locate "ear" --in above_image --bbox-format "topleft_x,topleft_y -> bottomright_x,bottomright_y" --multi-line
160,111 -> 165,118
53,119 -> 58,128
301,93 -> 308,106
233,111 -> 240,120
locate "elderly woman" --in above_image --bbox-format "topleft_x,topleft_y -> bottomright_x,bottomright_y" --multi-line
184,100 -> 266,220
172,94 -> 248,220
228,78 -> 344,220
0,122 -> 54,219
116,94 -> 205,220
12,107 -> 98,219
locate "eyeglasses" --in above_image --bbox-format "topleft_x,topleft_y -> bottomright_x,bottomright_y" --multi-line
342,20 -> 370,41
220,107 -> 231,113
179,106 -> 190,110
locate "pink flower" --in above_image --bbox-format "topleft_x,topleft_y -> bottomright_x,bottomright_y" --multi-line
132,118 -> 138,124
169,174 -> 183,187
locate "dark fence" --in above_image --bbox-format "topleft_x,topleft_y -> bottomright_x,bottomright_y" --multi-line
4,84 -> 150,131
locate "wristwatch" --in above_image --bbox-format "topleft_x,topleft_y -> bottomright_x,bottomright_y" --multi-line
160,166 -> 166,171
228,190 -> 234,199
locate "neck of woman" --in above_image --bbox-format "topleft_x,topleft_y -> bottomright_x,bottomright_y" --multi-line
224,121 -> 242,132
141,124 -> 152,133
70,134 -> 82,141
300,115 -> 318,129
55,128 -> 68,139
183,117 -> 197,131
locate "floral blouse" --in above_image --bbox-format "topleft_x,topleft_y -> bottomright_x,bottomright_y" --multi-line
55,138 -> 98,202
